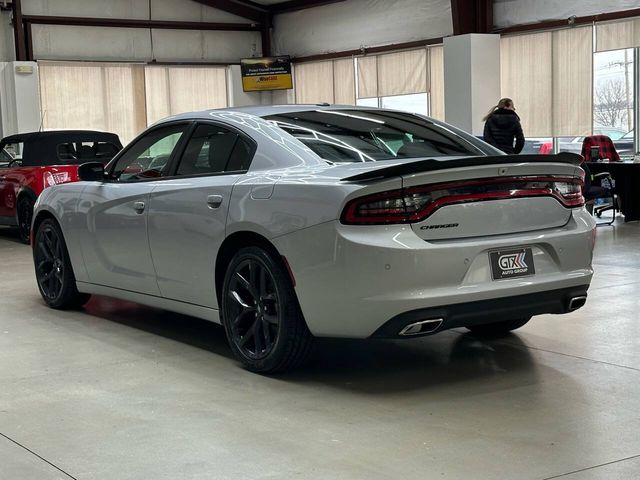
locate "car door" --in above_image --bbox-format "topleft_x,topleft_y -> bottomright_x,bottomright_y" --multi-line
147,122 -> 256,308
77,122 -> 190,295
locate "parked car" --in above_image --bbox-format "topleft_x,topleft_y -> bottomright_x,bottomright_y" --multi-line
31,106 -> 595,372
552,128 -> 633,158
614,130 -> 634,158
0,130 -> 122,242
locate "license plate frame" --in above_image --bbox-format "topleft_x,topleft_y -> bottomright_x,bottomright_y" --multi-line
489,248 -> 535,280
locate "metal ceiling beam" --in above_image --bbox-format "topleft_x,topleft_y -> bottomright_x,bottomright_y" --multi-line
12,0 -> 27,61
191,0 -> 266,22
270,0 -> 346,14
22,15 -> 260,31
451,0 -> 493,35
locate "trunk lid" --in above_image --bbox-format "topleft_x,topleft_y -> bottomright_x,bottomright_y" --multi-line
341,154 -> 585,240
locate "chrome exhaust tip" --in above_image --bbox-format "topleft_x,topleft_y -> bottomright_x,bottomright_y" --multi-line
398,318 -> 443,336
568,295 -> 587,312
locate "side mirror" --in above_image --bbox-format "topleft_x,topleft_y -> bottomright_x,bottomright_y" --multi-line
78,162 -> 105,182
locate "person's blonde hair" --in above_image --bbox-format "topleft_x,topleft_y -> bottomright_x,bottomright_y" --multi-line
483,98 -> 514,122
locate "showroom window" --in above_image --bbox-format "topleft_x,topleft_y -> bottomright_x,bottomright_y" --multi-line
501,21 -> 639,157
144,66 -> 228,125
38,62 -> 147,145
294,58 -> 356,105
292,46 -> 445,120
39,62 -> 229,144
592,18 -> 637,159
353,46 -> 444,120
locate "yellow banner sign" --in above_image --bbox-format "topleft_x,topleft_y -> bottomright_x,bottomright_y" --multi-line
241,56 -> 293,92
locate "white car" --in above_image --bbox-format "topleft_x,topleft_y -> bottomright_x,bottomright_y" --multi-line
31,106 -> 596,372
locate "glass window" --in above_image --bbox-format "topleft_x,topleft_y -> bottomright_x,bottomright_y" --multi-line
356,98 -> 378,108
226,137 -> 254,172
176,124 -> 253,176
520,138 -> 553,155
111,124 -> 186,181
1,142 -> 23,166
56,141 -> 120,164
381,93 -> 428,116
593,48 -> 634,159
265,109 -> 487,162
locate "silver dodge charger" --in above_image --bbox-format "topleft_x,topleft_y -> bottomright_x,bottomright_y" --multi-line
31,106 -> 596,372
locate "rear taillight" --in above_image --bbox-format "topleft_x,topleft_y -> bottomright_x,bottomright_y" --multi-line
341,176 -> 584,225
43,171 -> 71,188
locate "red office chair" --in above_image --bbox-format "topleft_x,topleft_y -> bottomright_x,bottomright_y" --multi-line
581,135 -> 621,162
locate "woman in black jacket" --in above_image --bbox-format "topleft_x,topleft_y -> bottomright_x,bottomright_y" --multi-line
483,98 -> 525,154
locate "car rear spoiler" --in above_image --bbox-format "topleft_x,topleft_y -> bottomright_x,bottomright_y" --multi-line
341,152 -> 583,182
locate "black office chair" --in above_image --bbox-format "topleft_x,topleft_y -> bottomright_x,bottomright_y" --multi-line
582,162 -> 619,226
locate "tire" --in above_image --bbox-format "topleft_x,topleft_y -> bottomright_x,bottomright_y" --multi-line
221,246 -> 313,373
17,196 -> 34,244
466,317 -> 532,337
33,218 -> 91,309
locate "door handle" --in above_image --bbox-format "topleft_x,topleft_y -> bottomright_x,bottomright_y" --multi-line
207,194 -> 223,209
133,201 -> 145,214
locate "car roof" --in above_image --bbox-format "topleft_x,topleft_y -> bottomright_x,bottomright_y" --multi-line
158,104 -> 382,123
1,130 -> 121,144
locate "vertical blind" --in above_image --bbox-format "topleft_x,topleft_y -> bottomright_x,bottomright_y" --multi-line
144,66 -> 228,125
500,32 -> 552,137
429,46 -> 445,121
39,62 -> 229,144
333,58 -> 356,104
294,60 -> 334,104
39,62 -> 147,144
294,59 -> 356,105
501,26 -> 593,137
357,49 -> 429,99
596,17 -> 640,52
552,26 -> 593,137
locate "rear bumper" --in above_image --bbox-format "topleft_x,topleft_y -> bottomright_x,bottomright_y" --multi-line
274,209 -> 595,338
371,285 -> 589,338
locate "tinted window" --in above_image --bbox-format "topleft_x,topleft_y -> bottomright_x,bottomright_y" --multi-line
56,141 -> 120,164
111,124 -> 186,181
265,109 -> 486,162
176,124 -> 253,176
1,142 -> 23,166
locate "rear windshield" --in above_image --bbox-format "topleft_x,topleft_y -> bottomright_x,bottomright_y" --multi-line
264,109 -> 488,162
56,141 -> 120,164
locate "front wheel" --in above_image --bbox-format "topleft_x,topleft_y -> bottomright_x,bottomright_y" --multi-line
221,246 -> 312,373
466,317 -> 532,337
33,218 -> 91,309
17,196 -> 34,244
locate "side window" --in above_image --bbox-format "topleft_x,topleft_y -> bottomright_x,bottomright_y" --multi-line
56,141 -> 121,164
226,136 -> 254,172
175,124 -> 253,176
111,125 -> 186,181
1,141 -> 23,167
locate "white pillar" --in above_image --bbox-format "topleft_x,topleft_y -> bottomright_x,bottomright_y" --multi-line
0,61 -> 41,137
444,34 -> 501,136
227,65 -> 272,108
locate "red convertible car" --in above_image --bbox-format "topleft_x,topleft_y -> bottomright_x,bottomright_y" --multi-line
0,130 -> 122,243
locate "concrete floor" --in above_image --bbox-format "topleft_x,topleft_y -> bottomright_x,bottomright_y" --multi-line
1,219 -> 639,480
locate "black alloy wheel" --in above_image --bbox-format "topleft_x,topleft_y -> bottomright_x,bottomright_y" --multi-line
17,196 -> 34,244
227,257 -> 280,360
33,218 -> 90,309
222,247 -> 312,373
